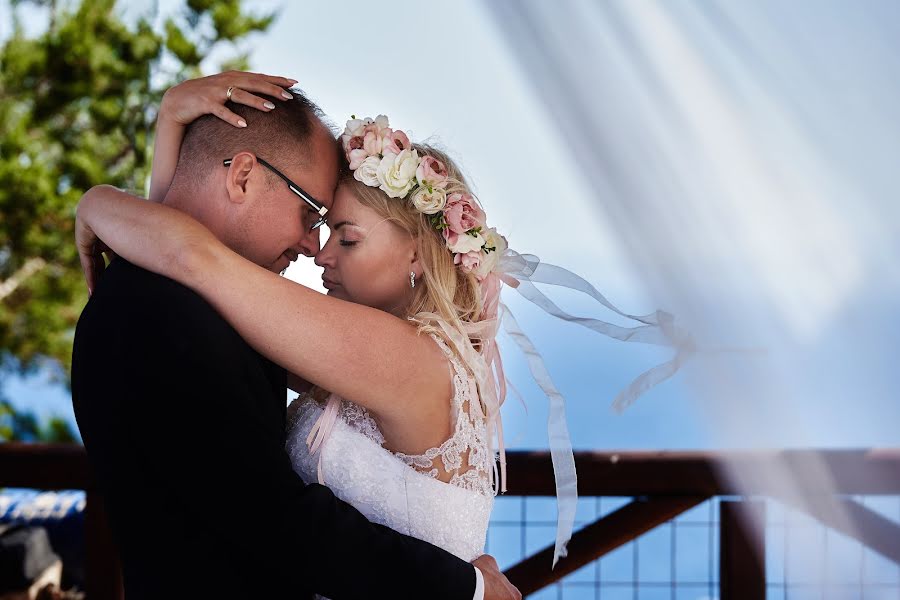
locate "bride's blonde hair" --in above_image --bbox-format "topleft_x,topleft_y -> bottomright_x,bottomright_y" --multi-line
331,135 -> 508,496
339,142 -> 489,349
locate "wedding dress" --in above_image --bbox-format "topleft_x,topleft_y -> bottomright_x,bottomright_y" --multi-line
286,332 -> 494,596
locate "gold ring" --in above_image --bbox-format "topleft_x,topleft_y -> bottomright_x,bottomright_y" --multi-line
226,85 -> 235,101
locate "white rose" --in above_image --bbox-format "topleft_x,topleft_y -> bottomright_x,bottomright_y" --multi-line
448,231 -> 485,254
372,114 -> 390,135
410,186 -> 447,214
377,148 -> 419,198
343,116 -> 371,138
353,156 -> 382,187
474,227 -> 508,279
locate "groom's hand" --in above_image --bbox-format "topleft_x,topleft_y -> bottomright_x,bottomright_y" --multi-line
473,554 -> 521,600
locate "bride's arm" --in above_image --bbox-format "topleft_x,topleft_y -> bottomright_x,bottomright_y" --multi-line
287,373 -> 313,394
76,186 -> 450,430
147,107 -> 187,203
148,71 -> 298,202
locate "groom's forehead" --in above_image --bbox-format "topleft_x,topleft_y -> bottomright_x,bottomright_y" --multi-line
309,129 -> 341,191
282,136 -> 339,204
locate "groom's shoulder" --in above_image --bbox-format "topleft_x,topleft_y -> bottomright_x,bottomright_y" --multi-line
93,259 -> 202,308
82,259 -> 231,335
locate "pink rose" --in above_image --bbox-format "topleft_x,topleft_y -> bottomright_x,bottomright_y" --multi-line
416,156 -> 449,189
344,136 -> 369,169
443,228 -> 485,254
343,134 -> 363,155
343,115 -> 390,158
454,250 -> 482,273
442,229 -> 460,250
363,128 -> 384,156
341,116 -> 371,153
382,129 -> 411,155
347,149 -> 369,170
442,193 -> 485,235
442,228 -> 459,248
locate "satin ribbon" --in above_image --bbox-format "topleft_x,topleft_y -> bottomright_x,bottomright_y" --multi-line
306,392 -> 341,485
495,251 -> 700,412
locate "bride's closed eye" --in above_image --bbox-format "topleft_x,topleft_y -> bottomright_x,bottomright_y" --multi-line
339,239 -> 357,247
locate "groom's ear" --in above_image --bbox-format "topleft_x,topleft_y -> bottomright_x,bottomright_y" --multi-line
223,152 -> 257,205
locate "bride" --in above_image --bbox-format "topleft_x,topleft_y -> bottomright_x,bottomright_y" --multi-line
76,72 -> 522,598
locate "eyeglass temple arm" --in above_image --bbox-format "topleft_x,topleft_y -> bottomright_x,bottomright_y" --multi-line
223,158 -> 328,217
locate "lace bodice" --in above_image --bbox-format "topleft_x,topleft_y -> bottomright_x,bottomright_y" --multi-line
285,332 -> 494,565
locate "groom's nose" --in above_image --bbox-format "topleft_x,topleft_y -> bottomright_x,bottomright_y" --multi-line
297,227 -> 321,258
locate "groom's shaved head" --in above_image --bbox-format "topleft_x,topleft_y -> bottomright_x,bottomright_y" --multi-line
166,88 -> 340,270
172,88 -> 335,191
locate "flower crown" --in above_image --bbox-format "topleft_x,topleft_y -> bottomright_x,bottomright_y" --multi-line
341,115 -> 507,281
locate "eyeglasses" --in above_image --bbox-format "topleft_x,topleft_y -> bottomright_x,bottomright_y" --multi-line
223,156 -> 329,231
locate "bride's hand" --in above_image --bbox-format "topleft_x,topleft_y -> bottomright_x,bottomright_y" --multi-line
75,190 -> 112,296
159,70 -> 298,130
76,186 -> 134,296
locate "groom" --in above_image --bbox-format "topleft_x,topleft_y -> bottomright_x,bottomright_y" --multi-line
71,80 -> 519,599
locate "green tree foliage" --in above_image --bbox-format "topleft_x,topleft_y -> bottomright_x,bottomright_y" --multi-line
0,397 -> 77,442
0,0 -> 275,437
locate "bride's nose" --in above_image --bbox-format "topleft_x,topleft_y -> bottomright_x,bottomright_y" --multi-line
314,240 -> 335,268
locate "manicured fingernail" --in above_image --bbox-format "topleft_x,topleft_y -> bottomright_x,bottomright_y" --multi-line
282,90 -> 293,99
264,101 -> 275,109
288,79 -> 298,84
237,119 -> 247,127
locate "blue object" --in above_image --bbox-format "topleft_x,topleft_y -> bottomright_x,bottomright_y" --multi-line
0,490 -> 86,587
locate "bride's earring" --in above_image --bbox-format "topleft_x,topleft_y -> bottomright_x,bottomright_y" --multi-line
409,271 -> 416,289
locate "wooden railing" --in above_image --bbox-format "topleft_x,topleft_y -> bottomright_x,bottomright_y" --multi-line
2,444 -> 899,599
502,449 -> 900,597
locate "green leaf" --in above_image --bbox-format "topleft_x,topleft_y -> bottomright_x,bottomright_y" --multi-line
164,18 -> 201,66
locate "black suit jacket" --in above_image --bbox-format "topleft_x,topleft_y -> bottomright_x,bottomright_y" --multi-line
71,260 -> 477,599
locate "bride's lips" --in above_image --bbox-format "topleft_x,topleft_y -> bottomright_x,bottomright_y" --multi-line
322,276 -> 339,289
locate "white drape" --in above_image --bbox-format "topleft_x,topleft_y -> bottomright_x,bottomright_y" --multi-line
484,0 -> 900,576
